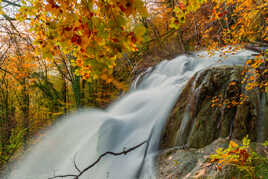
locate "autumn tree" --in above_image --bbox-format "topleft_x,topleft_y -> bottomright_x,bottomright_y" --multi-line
16,0 -> 148,81
0,18 -> 35,165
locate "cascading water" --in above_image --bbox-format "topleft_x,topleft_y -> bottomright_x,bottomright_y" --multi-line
5,49 -> 255,179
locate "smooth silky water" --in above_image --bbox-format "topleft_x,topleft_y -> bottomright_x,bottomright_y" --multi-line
5,49 -> 255,179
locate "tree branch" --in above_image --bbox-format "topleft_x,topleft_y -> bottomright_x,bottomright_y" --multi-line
48,139 -> 148,179
2,0 -> 21,7
73,155 -> 81,173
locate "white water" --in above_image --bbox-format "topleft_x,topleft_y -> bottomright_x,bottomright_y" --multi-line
6,49 -> 255,179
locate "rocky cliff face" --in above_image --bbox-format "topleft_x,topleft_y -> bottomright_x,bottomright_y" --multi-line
161,66 -> 268,149
158,65 -> 268,178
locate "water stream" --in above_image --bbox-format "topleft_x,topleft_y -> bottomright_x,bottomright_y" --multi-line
6,49 -> 255,179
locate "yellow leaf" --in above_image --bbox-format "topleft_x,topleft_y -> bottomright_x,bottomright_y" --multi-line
229,140 -> 239,148
134,24 -> 146,37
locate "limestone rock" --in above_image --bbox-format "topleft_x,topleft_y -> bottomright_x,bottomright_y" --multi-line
157,138 -> 268,179
161,66 -> 268,149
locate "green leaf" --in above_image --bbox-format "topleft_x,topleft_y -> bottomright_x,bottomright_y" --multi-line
134,24 -> 146,37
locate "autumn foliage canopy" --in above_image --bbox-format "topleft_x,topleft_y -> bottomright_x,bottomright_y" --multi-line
17,0 -> 148,81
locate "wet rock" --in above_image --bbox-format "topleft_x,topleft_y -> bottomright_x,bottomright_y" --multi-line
161,66 -> 268,149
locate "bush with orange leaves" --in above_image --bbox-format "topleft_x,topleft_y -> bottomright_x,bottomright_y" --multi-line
209,136 -> 268,179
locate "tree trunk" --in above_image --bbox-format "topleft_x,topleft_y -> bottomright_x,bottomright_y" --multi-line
81,79 -> 86,106
61,78 -> 67,113
72,76 -> 81,108
21,82 -> 30,150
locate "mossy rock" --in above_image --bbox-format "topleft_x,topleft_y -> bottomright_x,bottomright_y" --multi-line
161,66 -> 267,149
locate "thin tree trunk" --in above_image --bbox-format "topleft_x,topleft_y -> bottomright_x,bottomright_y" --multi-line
72,76 -> 81,108
21,81 -> 30,150
81,79 -> 86,107
61,78 -> 67,113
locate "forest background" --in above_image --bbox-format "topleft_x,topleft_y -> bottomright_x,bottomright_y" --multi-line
0,0 -> 267,173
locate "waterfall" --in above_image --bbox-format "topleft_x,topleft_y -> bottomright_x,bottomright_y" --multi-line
5,49 -> 255,179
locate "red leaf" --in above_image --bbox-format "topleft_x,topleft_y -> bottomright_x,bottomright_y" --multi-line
71,34 -> 82,45
117,2 -> 126,12
86,30 -> 92,38
48,0 -> 59,8
112,38 -> 119,43
131,36 -> 136,43
179,2 -> 184,9
73,27 -> 79,32
63,26 -> 72,31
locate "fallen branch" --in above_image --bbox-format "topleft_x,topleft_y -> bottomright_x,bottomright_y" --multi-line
48,139 -> 148,179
